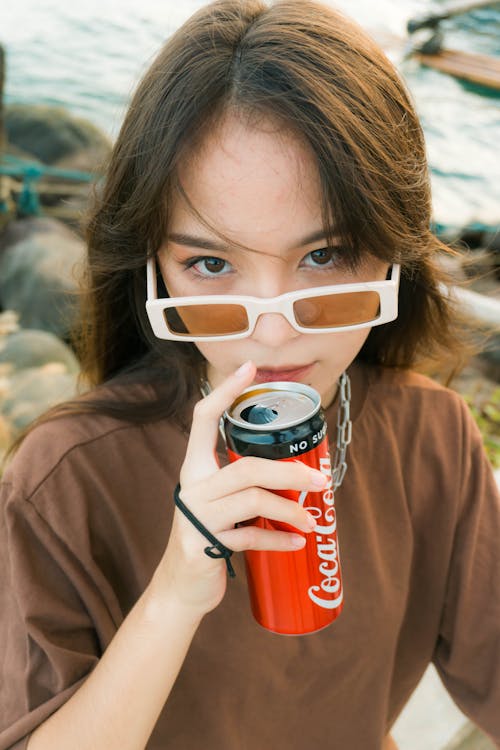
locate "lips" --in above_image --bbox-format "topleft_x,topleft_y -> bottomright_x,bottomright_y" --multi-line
254,363 -> 315,383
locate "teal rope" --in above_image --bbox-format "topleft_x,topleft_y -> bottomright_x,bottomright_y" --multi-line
18,167 -> 41,216
0,155 -> 95,182
0,155 -> 99,217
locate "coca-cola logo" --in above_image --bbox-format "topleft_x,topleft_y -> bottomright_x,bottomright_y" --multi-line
298,455 -> 343,610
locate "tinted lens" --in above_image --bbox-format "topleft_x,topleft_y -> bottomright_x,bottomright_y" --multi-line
294,291 -> 381,328
164,304 -> 250,337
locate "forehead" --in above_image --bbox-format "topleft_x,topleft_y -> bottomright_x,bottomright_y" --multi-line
170,113 -> 325,251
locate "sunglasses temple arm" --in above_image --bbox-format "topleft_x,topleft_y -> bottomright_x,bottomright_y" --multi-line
146,257 -> 158,301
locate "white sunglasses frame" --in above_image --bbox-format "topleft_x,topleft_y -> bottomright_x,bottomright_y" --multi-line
145,256 -> 401,342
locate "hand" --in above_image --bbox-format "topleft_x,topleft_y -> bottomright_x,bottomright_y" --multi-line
153,361 -> 326,618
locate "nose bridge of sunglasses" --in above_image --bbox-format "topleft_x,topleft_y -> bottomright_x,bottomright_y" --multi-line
246,293 -> 299,329
245,288 -> 347,328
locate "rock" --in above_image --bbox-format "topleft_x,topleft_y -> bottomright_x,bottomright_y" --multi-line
0,216 -> 74,253
0,311 -> 80,440
480,334 -> 500,380
0,364 -> 78,432
5,103 -> 112,166
3,141 -> 42,164
0,310 -> 20,336
0,329 -> 79,373
0,414 -> 12,468
0,219 -> 84,338
53,144 -> 109,175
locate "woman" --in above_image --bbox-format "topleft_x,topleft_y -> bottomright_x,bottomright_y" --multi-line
1,1 -> 499,749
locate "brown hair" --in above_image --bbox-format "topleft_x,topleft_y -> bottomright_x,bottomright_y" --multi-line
4,0 -> 475,462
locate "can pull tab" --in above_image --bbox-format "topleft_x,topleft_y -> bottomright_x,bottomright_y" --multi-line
241,404 -> 278,424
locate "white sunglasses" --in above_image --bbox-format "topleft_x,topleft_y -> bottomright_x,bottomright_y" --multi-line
145,257 -> 400,342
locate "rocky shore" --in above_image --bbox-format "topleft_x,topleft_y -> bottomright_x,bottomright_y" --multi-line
0,102 -> 111,466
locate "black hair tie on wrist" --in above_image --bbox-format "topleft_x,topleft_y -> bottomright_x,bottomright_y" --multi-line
173,483 -> 236,578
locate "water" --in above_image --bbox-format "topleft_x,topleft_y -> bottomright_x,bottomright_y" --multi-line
2,0 -> 500,232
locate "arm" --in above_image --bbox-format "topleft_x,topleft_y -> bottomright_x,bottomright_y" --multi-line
27,578 -> 202,750
432,400 -> 500,747
3,361 -> 320,749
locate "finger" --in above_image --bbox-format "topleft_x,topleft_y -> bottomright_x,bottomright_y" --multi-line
216,525 -> 308,552
182,360 -> 256,482
187,455 -> 327,502
208,487 -> 318,534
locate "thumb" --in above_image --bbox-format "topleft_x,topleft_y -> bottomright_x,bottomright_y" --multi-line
181,361 -> 256,483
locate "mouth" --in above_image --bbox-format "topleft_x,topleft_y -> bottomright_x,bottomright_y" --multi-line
254,363 -> 315,383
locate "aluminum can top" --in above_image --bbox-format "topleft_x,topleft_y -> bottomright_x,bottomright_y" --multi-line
225,381 -> 321,431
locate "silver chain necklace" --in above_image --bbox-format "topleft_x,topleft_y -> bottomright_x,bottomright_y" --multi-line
199,371 -> 352,492
331,371 -> 352,491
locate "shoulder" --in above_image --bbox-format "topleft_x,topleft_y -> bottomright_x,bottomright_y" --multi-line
359,364 -> 489,485
1,380 -> 184,504
364,364 -> 468,416
358,363 -> 480,458
367,364 -> 456,395
352,364 -> 495,520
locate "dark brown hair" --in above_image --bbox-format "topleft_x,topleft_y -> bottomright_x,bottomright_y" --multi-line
4,0 -> 475,461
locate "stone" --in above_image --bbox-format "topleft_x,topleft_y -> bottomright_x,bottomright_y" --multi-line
5,103 -> 112,166
0,310 -> 20,336
0,219 -> 85,338
0,216 -> 76,254
0,414 -> 12,470
0,328 -> 79,373
0,365 -> 77,432
53,144 -> 109,175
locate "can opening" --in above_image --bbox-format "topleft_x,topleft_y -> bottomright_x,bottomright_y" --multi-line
240,404 -> 279,425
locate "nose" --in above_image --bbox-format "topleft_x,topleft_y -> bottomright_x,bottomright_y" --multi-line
250,311 -> 300,347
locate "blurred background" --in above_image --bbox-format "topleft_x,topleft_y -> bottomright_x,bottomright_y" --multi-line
3,0 -> 500,229
0,2 -> 499,748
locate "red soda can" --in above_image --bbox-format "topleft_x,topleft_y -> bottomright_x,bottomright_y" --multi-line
224,382 -> 344,635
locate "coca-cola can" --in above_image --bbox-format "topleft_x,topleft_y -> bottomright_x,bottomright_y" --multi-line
224,382 -> 344,635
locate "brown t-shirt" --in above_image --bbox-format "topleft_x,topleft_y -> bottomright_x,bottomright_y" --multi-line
1,362 -> 499,750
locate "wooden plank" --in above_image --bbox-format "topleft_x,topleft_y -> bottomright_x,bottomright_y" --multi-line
42,205 -> 86,220
9,180 -> 90,198
408,0 -> 499,32
415,48 -> 500,89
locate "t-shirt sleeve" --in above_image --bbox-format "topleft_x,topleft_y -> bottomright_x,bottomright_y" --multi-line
0,481 -> 103,750
432,399 -> 500,746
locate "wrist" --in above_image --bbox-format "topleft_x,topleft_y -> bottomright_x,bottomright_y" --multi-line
141,570 -> 206,630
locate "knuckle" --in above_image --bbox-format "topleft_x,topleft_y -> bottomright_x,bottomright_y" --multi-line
247,456 -> 264,472
237,456 -> 260,481
241,526 -> 258,549
247,486 -> 263,513
192,398 -> 209,418
292,461 -> 311,482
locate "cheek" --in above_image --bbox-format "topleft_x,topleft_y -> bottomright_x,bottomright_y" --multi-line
194,341 -> 234,368
320,328 -> 372,364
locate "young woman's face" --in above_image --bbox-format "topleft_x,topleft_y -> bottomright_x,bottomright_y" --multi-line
158,113 -> 389,407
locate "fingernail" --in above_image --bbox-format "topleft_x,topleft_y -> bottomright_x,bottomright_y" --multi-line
310,471 -> 327,488
235,361 -> 253,378
290,534 -> 306,548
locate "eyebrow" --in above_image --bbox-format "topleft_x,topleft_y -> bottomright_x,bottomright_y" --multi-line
167,229 -> 334,253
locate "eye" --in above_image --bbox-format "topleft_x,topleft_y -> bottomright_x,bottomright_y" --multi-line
184,256 -> 231,276
303,247 -> 338,267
